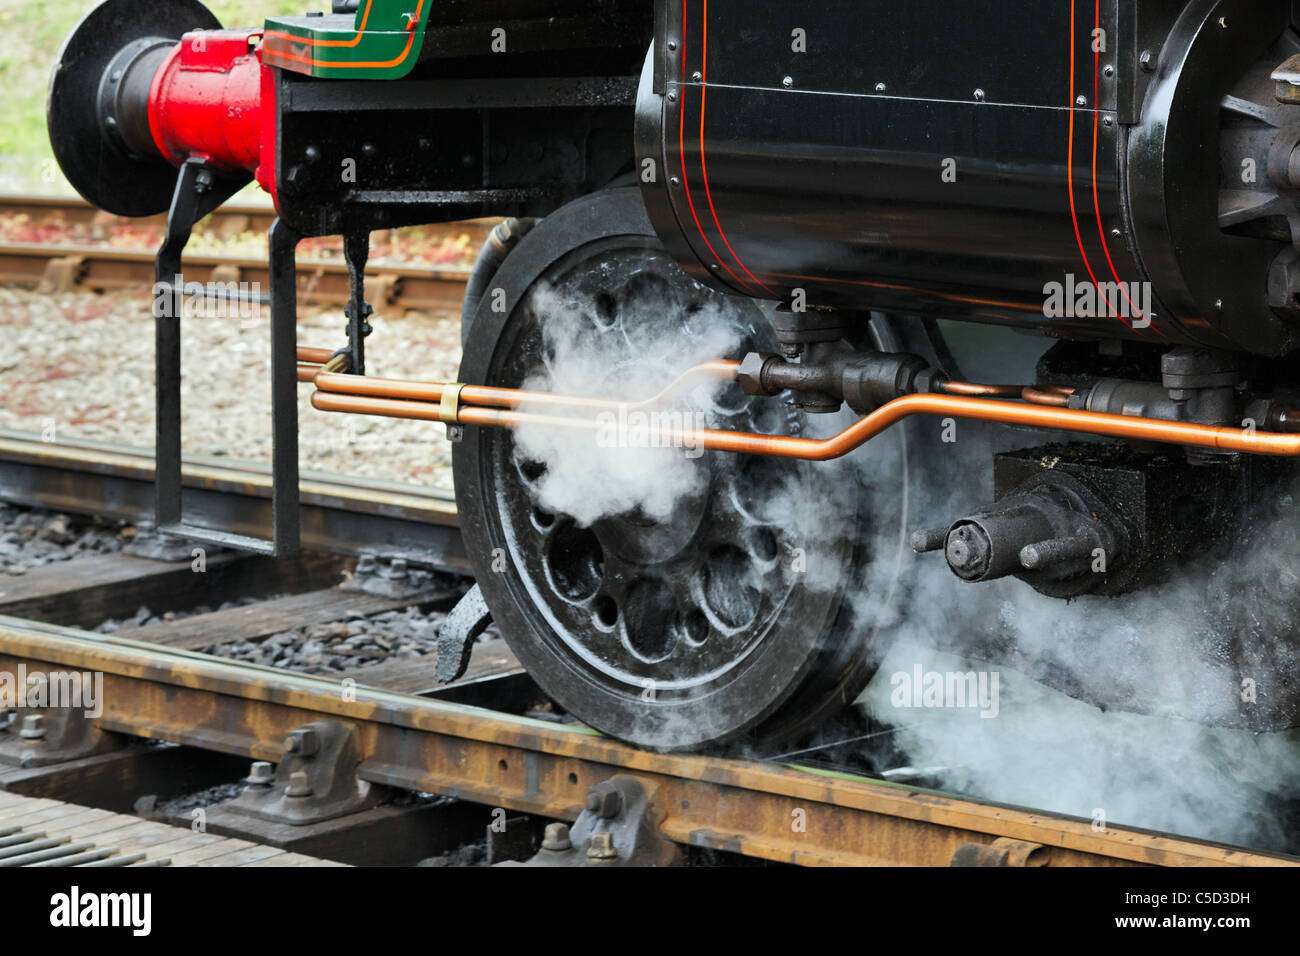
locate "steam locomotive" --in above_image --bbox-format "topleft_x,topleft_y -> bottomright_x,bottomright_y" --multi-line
47,0 -> 1300,749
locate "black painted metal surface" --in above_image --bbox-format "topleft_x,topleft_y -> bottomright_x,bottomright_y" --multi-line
637,0 -> 1300,355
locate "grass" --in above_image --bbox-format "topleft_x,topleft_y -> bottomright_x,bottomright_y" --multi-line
0,0 -> 306,193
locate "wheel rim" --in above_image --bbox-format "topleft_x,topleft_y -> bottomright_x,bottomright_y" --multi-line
455,189 -> 879,750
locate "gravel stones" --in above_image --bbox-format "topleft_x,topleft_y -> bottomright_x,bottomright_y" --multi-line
0,502 -> 132,574
0,286 -> 461,490
196,605 -> 500,676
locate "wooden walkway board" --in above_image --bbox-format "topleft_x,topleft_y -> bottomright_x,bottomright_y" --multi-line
0,554 -> 212,625
0,551 -> 345,629
0,793 -> 347,867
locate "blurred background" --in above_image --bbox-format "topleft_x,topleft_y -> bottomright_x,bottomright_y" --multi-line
0,0 -> 302,194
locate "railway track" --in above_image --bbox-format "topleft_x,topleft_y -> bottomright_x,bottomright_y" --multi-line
0,194 -> 478,311
0,431 -> 1294,866
0,430 -> 464,574
1,611 -> 1292,867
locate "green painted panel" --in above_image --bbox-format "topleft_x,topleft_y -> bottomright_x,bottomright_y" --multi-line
262,2 -> 430,79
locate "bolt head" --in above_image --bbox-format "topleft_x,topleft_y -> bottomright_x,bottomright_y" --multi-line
584,782 -> 624,819
18,714 -> 45,740
782,76 -> 793,88
973,89 -> 986,102
586,830 -> 618,860
284,727 -> 319,757
541,822 -> 572,852
286,770 -> 313,798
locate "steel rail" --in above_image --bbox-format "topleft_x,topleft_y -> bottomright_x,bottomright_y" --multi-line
0,194 -> 283,233
0,431 -> 466,572
0,241 -> 470,311
0,616 -> 1292,867
0,192 -> 499,245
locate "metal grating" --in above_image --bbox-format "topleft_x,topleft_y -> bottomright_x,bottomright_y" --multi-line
0,823 -> 169,867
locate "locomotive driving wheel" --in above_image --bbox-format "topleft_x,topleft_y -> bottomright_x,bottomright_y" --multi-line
453,186 -> 907,751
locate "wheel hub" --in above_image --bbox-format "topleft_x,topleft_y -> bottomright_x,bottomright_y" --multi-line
594,472 -> 709,565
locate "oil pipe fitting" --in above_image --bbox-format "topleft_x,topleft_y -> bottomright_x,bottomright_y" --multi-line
1064,348 -> 1245,460
737,349 -> 944,413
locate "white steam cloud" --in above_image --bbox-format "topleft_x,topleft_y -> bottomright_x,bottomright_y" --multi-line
511,285 -> 741,527
848,421 -> 1300,851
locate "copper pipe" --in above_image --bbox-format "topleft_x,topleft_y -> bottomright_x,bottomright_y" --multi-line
297,346 -> 336,365
309,389 -> 1300,459
943,380 -> 1077,405
1021,386 -> 1073,407
313,359 -> 741,412
941,380 -> 1025,398
297,363 -> 322,383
